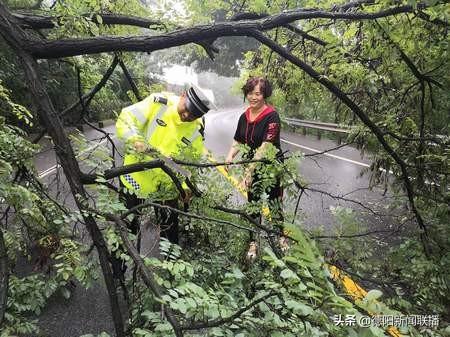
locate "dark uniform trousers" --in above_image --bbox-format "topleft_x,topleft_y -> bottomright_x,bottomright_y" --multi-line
120,186 -> 180,244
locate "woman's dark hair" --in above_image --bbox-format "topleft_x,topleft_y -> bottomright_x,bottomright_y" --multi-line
242,77 -> 272,98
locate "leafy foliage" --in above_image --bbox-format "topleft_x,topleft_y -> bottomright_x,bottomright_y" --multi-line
0,0 -> 449,336
219,0 -> 450,334
0,82 -> 97,335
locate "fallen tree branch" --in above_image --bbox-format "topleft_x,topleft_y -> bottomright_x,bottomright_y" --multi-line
284,24 -> 328,46
60,54 -> 119,117
107,214 -> 183,337
0,4 -> 126,334
80,159 -> 188,199
118,55 -> 142,101
120,202 -> 257,233
230,12 -> 328,46
80,157 -> 277,182
16,4 -> 426,59
13,12 -> 166,30
249,29 -> 431,255
181,291 -> 275,330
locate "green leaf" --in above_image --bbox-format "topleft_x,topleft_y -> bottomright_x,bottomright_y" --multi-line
133,328 -> 152,336
95,14 -> 103,25
365,289 -> 383,301
285,300 -> 313,315
61,287 -> 71,300
280,268 -> 298,280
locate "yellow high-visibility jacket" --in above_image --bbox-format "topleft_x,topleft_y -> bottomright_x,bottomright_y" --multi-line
116,92 -> 204,198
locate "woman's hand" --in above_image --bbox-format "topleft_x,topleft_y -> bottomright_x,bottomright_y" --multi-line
225,140 -> 240,173
239,171 -> 252,191
224,154 -> 234,173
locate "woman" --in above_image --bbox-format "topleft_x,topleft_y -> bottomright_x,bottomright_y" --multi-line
226,76 -> 285,260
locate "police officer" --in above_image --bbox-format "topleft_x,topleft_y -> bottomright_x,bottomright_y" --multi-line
116,86 -> 212,244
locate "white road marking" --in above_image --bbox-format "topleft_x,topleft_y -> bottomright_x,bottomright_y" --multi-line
283,137 -> 445,186
38,164 -> 60,178
38,134 -> 116,178
281,138 -> 370,168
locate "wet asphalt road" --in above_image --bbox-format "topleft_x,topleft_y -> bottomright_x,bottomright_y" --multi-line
205,108 -> 394,231
28,108 -> 397,336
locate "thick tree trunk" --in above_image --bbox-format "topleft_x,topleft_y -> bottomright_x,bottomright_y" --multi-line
0,3 -> 126,335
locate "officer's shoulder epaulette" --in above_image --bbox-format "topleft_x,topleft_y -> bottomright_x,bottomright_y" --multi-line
153,95 -> 168,105
199,116 -> 205,138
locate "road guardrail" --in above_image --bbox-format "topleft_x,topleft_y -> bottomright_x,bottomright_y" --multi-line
283,117 -> 352,143
284,117 -> 352,134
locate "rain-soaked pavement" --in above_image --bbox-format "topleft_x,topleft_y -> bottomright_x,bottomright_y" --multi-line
27,107 -> 397,336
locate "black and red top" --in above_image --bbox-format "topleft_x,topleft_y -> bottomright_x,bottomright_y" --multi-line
233,105 -> 282,159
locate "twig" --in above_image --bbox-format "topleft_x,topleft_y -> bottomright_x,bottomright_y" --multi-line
311,229 -> 397,239
304,141 -> 356,157
181,291 -> 275,330
211,205 -> 284,236
60,55 -> 119,117
292,186 -> 304,224
249,29 -> 431,256
120,202 -> 257,234
117,55 -> 142,101
107,214 -> 183,337
82,117 -> 122,158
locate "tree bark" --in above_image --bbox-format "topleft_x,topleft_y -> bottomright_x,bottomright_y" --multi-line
109,215 -> 183,337
16,5 -> 423,59
250,30 -> 430,255
118,57 -> 142,101
0,229 -> 8,326
0,3 -> 126,335
60,55 -> 119,118
13,12 -> 166,30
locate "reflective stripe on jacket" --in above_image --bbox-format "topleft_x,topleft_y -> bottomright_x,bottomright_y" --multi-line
116,93 -> 204,198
